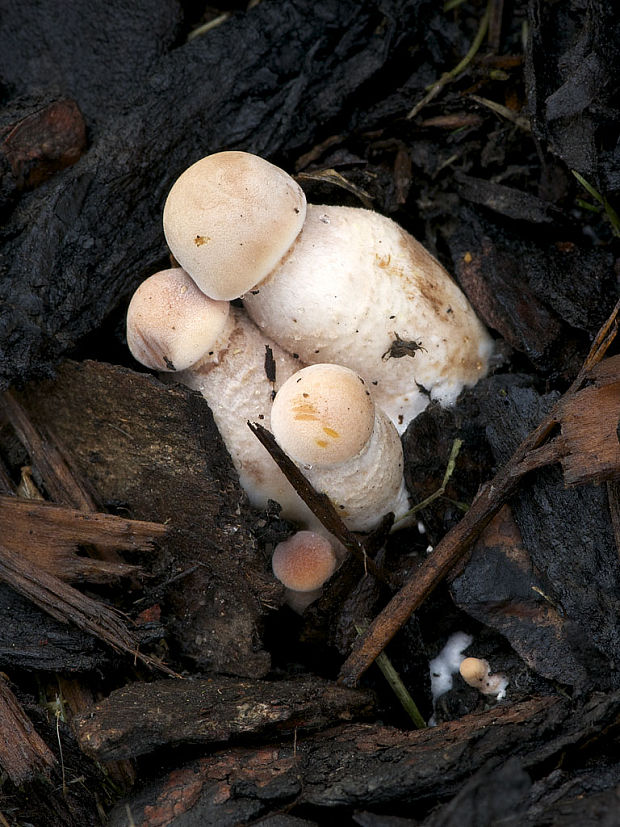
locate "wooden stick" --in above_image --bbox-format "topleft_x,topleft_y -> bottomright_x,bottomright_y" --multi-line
338,300 -> 619,686
0,674 -> 56,784
248,421 -> 385,582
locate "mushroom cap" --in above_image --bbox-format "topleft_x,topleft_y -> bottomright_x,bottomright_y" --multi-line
459,657 -> 490,688
162,151 -> 307,300
126,267 -> 230,371
270,363 -> 375,467
272,530 -> 337,592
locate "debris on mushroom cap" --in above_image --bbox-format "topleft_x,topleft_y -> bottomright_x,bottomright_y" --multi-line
270,363 -> 375,467
163,151 -> 307,300
243,203 -> 494,434
459,657 -> 509,699
270,363 -> 411,533
126,267 -> 230,372
272,530 -> 338,592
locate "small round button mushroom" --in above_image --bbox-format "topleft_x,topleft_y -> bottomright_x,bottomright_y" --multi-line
272,529 -> 338,613
126,268 -> 230,372
126,268 -> 314,524
270,363 -> 410,532
162,151 -> 307,300
459,657 -> 508,699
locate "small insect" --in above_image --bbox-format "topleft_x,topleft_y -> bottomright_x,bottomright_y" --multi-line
382,333 -> 427,361
264,344 -> 277,399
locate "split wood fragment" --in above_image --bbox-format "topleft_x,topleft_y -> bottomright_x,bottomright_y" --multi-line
75,675 -> 375,761
0,542 -> 177,676
2,390 -> 100,511
338,300 -> 619,686
0,674 -> 56,785
0,495 -> 164,582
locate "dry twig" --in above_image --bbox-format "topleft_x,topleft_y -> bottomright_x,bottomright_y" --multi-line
339,300 -> 619,686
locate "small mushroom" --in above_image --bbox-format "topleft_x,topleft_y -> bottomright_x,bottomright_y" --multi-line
126,267 -> 230,372
126,268 -> 314,523
272,529 -> 338,613
459,657 -> 508,699
163,151 -> 306,300
270,363 -> 410,532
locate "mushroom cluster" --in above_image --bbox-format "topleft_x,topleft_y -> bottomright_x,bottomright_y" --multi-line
127,150 -> 493,608
162,151 -> 494,433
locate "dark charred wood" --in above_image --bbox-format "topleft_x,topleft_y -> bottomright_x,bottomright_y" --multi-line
526,0 -> 620,191
0,0 -> 182,130
0,0 -> 437,392
0,584 -> 109,673
74,676 -> 375,762
447,206 -> 616,374
107,692 -> 620,825
455,172 -> 569,226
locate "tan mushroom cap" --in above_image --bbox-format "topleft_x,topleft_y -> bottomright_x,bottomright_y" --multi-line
162,151 -> 307,300
459,657 -> 490,688
272,531 -> 337,592
126,267 -> 230,371
270,364 -> 375,467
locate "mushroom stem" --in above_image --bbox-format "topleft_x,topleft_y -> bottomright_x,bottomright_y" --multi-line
175,307 -> 316,521
126,268 -> 315,524
270,363 -> 410,533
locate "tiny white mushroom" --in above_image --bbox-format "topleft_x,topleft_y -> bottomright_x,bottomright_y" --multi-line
126,267 -> 314,524
270,363 -> 410,532
272,530 -> 338,613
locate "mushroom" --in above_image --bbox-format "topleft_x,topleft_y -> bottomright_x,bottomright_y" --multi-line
126,267 -> 229,372
162,151 -> 494,434
126,267 -> 315,524
270,363 -> 410,533
271,529 -> 338,613
459,657 -> 508,699
162,151 -> 306,300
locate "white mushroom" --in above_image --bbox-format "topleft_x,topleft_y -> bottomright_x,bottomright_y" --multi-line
270,363 -> 410,533
126,267 -> 229,372
126,267 -> 314,523
271,530 -> 338,613
163,151 -> 306,300
162,151 -> 494,434
244,204 -> 494,433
